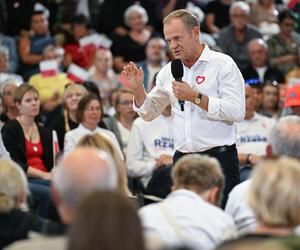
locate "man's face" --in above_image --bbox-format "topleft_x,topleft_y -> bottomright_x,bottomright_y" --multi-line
164,18 -> 199,63
248,42 -> 268,67
31,13 -> 49,35
146,39 -> 166,64
252,87 -> 263,111
230,7 -> 249,31
262,85 -> 279,110
94,50 -> 112,73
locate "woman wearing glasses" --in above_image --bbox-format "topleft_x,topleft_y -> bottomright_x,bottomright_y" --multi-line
64,94 -> 122,157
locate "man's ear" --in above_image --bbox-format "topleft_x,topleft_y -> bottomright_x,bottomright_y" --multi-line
266,144 -> 273,158
206,187 -> 220,205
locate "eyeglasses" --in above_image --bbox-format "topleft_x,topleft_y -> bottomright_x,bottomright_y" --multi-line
85,107 -> 101,112
119,100 -> 133,106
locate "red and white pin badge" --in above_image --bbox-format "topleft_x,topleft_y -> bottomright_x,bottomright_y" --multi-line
196,76 -> 205,85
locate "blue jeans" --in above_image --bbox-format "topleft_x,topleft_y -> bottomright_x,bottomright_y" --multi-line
28,178 -> 51,218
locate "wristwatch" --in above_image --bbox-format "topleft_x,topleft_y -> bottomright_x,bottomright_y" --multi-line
194,93 -> 202,105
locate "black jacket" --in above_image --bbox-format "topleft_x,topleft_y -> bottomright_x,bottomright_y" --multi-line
1,119 -> 54,172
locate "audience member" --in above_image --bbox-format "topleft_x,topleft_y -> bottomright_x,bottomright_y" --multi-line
237,85 -> 275,181
226,115 -> 300,235
1,84 -> 55,217
0,46 -> 23,86
103,88 -> 137,154
260,81 -> 281,118
64,14 -> 94,69
19,11 -> 55,81
0,34 -> 19,73
251,84 -> 264,112
222,157 -> 300,249
242,38 -> 284,85
64,94 -> 122,155
0,159 -> 62,249
0,80 -> 19,123
249,0 -> 279,36
204,0 -> 232,34
126,105 -> 174,197
77,133 -> 130,196
68,191 -> 145,250
6,147 -> 118,250
112,4 -> 154,72
267,10 -> 300,75
29,45 -> 70,115
88,48 -> 120,112
138,37 -> 168,92
49,84 -> 88,151
139,154 -> 236,250
217,1 -> 262,69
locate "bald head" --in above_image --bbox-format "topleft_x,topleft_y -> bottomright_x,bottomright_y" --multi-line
53,148 -> 118,209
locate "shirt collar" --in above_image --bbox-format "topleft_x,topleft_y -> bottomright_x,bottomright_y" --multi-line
191,43 -> 211,69
168,188 -> 204,202
78,123 -> 98,132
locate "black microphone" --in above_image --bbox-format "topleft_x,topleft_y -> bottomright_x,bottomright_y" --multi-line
171,59 -> 184,111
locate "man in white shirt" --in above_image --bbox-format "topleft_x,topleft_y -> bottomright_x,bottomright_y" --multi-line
126,105 -> 175,197
237,85 -> 275,181
122,9 -> 245,206
226,115 -> 300,235
139,154 -> 236,250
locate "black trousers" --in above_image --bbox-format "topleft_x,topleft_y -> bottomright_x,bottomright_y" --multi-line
173,144 -> 240,208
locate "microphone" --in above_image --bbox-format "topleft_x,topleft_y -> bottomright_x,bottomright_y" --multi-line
171,59 -> 185,111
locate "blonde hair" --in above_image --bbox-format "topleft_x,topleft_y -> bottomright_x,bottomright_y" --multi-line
0,159 -> 28,213
249,157 -> 300,227
163,9 -> 199,30
172,154 -> 224,202
77,134 -> 130,196
63,84 -> 88,132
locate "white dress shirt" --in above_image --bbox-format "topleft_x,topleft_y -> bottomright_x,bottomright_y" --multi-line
237,112 -> 275,155
134,44 -> 245,153
126,115 -> 175,186
64,123 -> 123,158
139,189 -> 237,250
225,179 -> 257,235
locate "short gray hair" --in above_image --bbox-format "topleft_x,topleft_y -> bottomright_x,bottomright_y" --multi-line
124,4 -> 148,27
269,115 -> 300,158
0,159 -> 28,213
247,38 -> 268,51
230,1 -> 250,16
53,149 -> 118,208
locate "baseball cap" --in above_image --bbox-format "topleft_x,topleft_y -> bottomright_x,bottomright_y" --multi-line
285,85 -> 300,108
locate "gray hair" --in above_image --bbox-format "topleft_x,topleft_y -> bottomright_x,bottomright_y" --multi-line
0,159 -> 28,213
230,1 -> 250,16
124,4 -> 148,27
269,116 -> 300,158
247,38 -> 268,51
53,149 -> 118,208
0,45 -> 8,58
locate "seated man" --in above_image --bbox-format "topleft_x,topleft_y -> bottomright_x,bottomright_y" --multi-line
237,84 -> 275,181
139,154 -> 236,250
126,105 -> 175,198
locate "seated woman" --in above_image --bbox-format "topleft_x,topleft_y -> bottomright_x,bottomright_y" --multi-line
49,84 -> 88,151
0,159 -> 62,248
103,88 -> 137,155
0,80 -> 19,123
64,94 -> 122,157
1,84 -> 55,217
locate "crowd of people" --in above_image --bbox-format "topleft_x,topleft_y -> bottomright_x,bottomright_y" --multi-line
0,0 -> 300,249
